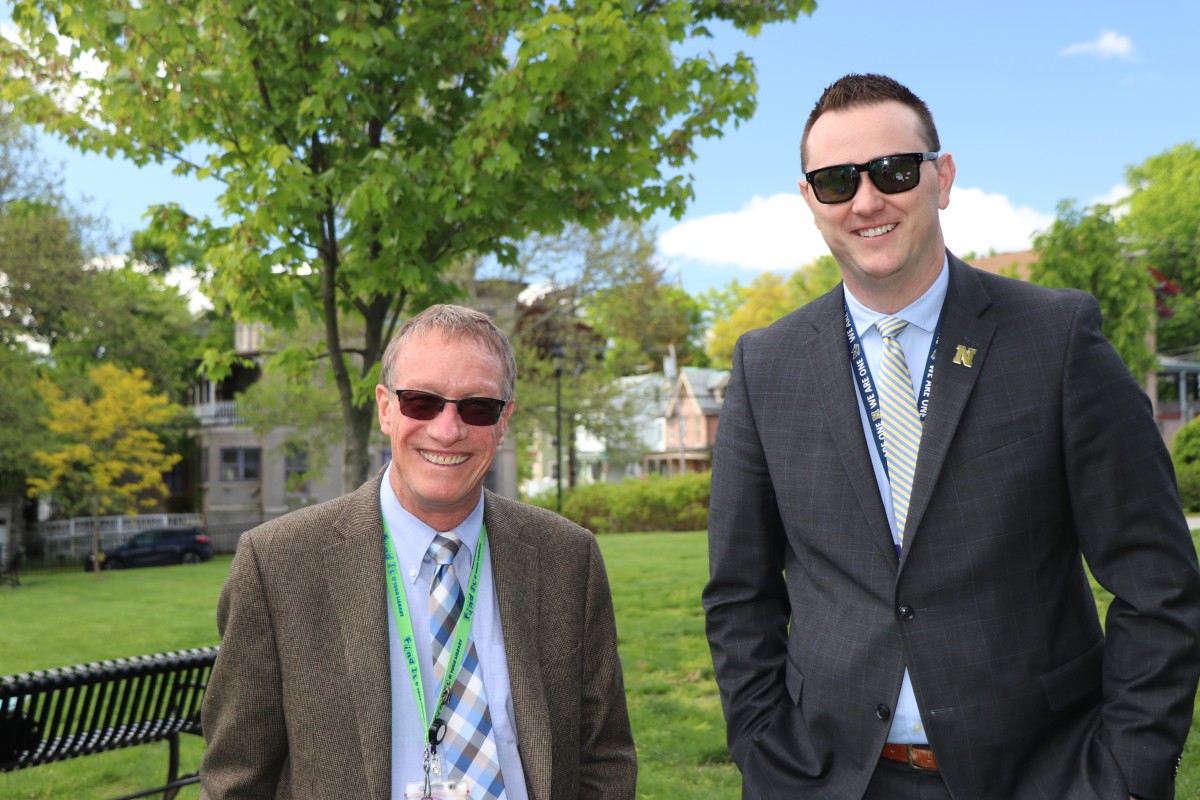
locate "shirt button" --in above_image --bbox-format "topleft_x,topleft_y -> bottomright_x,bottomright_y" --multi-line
898,604 -> 915,621
876,704 -> 891,720
409,568 -> 418,579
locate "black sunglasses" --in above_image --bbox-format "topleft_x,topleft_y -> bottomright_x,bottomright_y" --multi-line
805,152 -> 939,205
390,389 -> 508,427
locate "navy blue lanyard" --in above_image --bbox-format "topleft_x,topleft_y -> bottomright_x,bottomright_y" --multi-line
843,303 -> 941,477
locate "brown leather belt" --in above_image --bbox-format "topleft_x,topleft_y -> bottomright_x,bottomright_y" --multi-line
881,743 -> 939,771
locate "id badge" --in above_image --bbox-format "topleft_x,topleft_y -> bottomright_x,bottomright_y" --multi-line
403,779 -> 472,799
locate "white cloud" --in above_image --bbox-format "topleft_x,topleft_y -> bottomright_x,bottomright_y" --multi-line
1060,30 -> 1135,61
658,193 -> 825,273
164,267 -> 213,314
658,186 -> 1055,286
940,187 -> 1055,256
1089,183 -> 1132,213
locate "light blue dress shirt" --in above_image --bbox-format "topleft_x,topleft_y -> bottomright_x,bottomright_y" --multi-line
843,257 -> 949,745
381,464 -> 528,800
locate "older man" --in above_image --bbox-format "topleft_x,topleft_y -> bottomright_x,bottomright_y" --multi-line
201,304 -> 636,800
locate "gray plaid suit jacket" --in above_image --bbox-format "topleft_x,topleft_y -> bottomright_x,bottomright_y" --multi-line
704,254 -> 1200,800
200,476 -> 636,799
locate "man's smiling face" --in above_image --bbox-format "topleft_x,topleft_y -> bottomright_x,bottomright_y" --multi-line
800,100 -> 955,313
376,330 -> 512,531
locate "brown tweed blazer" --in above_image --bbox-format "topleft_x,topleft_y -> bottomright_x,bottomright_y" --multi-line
199,474 -> 636,799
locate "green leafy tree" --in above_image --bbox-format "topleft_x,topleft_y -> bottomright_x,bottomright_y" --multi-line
1030,201 -> 1155,379
1123,143 -> 1200,353
0,202 -> 200,397
0,112 -> 198,397
0,111 -> 115,351
1,112 -> 199,501
53,264 -> 201,398
570,220 -> 707,375
0,345 -> 47,492
0,198 -> 91,344
235,317 -> 367,494
509,286 -> 641,492
499,220 -> 705,488
705,255 -> 841,366
0,109 -> 56,206
1171,416 -> 1200,512
0,113 -> 53,491
1,0 -> 817,490
28,363 -> 185,574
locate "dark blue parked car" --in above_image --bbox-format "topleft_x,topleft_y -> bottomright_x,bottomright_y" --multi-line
83,527 -> 213,571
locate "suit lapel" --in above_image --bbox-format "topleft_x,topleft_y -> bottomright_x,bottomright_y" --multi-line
484,495 -> 551,800
809,289 -> 898,566
901,257 -> 995,561
321,477 -> 393,800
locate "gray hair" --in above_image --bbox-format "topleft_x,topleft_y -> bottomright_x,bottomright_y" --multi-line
380,304 -> 517,401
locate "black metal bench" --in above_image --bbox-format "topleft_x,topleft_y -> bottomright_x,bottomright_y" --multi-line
0,647 -> 219,800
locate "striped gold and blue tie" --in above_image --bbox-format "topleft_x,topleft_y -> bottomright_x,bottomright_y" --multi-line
429,533 -> 506,800
874,317 -> 923,549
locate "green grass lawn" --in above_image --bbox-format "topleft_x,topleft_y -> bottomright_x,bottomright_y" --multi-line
0,558 -> 229,799
2,533 -> 1198,799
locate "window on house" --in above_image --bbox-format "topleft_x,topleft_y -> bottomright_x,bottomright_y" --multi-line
285,449 -> 310,494
220,448 -> 261,481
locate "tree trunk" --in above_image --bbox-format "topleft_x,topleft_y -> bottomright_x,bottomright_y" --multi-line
343,402 -> 376,493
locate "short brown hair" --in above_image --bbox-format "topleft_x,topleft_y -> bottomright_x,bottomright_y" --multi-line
800,73 -> 940,170
380,304 -> 517,401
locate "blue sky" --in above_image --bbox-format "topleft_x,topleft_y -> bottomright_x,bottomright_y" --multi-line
16,0 -> 1200,296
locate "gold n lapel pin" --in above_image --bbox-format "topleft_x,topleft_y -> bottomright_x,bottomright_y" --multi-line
952,345 -> 977,368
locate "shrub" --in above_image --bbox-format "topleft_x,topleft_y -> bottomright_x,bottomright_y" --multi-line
526,472 -> 711,533
1172,418 -> 1200,511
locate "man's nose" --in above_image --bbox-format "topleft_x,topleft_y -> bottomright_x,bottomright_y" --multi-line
427,402 -> 468,439
849,174 -> 887,215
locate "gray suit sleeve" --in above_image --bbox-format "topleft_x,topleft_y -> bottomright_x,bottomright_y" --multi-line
702,332 -> 794,769
1061,294 -> 1200,800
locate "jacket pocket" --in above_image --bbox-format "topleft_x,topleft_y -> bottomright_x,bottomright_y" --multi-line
1040,637 -> 1103,712
949,412 -> 1041,465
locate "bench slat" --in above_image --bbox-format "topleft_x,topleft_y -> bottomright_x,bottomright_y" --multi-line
0,647 -> 219,775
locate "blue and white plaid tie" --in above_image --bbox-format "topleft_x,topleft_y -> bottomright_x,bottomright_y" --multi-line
875,317 -> 923,549
428,532 -> 506,800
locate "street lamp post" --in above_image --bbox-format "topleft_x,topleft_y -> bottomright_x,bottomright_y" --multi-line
552,344 -> 565,513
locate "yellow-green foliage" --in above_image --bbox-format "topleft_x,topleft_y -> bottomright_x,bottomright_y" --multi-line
706,256 -> 841,368
27,363 -> 183,515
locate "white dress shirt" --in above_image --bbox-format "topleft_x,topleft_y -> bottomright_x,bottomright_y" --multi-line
843,256 -> 949,745
381,464 -> 528,799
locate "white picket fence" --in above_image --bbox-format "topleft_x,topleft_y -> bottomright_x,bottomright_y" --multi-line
39,514 -> 205,562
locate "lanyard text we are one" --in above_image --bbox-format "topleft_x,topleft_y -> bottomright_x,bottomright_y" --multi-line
843,303 -> 941,478
381,515 -> 487,746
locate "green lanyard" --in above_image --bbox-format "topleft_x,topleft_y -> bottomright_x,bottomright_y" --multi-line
382,517 -> 487,738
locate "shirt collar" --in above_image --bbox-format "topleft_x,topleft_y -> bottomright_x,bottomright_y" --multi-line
379,462 -> 485,584
843,254 -> 949,336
